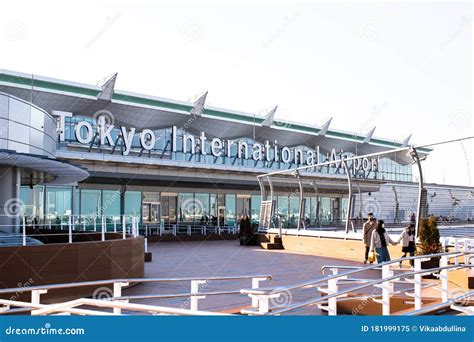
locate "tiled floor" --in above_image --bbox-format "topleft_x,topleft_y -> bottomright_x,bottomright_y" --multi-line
123,239 -> 377,314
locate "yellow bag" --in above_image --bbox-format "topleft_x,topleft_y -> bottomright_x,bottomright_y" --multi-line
367,250 -> 376,263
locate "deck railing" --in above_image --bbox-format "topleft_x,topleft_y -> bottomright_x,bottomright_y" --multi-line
239,238 -> 474,316
0,274 -> 272,315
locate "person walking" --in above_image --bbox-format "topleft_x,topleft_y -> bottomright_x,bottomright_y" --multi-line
397,224 -> 416,267
362,213 -> 377,264
369,220 -> 398,263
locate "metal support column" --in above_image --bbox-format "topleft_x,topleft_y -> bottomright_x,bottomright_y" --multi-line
267,176 -> 275,229
410,147 -> 424,237
342,160 -> 354,234
295,171 -> 304,231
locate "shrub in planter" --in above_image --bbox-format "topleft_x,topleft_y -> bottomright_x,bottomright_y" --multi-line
417,216 -> 442,277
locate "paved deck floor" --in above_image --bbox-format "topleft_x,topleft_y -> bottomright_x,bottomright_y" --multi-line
123,240 -> 378,314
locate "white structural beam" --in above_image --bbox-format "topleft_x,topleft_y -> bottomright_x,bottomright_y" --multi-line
261,106 -> 278,127
97,73 -> 118,101
402,134 -> 412,147
318,118 -> 333,136
363,127 -> 376,143
190,91 -> 208,117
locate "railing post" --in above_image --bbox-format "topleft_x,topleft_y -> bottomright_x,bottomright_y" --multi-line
101,216 -> 105,241
122,216 -> 126,240
326,278 -> 339,315
251,277 -> 268,308
144,237 -> 148,253
380,264 -> 393,315
112,282 -> 129,315
190,280 -> 207,311
173,224 -> 177,236
318,268 -> 347,316
187,225 -> 191,236
414,258 -> 422,310
82,217 -> 86,231
22,216 -> 26,246
31,289 -> 47,305
93,217 -> 97,232
114,221 -> 117,233
454,238 -> 459,266
440,255 -> 449,303
68,215 -> 72,243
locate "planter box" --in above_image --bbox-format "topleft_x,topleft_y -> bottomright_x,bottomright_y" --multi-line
421,256 -> 440,279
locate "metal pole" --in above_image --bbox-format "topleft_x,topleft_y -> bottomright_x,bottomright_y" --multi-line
342,160 -> 354,234
295,171 -> 304,231
414,258 -> 422,310
267,176 -> 274,229
68,215 -> 72,243
122,215 -> 126,240
410,147 -> 424,237
22,216 -> 26,246
257,177 -> 266,201
101,216 -> 105,241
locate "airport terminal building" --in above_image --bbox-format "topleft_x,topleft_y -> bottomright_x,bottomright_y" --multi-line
0,69 -> 473,233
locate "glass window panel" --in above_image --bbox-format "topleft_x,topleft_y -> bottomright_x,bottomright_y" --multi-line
178,193 -> 194,224
225,194 -> 236,226
251,195 -> 261,225
46,187 -> 72,219
102,190 -> 121,217
81,189 -> 101,217
194,193 -> 210,224
124,191 -> 142,218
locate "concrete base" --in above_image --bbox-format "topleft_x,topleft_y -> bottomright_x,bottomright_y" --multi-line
144,252 -> 152,262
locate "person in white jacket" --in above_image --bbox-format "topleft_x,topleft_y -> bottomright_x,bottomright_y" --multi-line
397,224 -> 416,267
369,220 -> 398,263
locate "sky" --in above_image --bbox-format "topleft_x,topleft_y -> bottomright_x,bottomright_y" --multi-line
1,0 -> 472,186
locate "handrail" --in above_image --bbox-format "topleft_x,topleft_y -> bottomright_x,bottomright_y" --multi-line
241,251 -> 468,296
404,290 -> 474,316
30,298 -> 233,316
0,274 -> 272,295
268,264 -> 470,315
116,290 -> 242,301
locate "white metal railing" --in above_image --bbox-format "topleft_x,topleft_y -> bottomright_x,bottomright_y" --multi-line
1,214 -> 242,247
0,274 -> 272,315
239,241 -> 474,316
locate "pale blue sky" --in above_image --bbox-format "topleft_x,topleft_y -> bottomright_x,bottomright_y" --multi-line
1,0 -> 472,185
